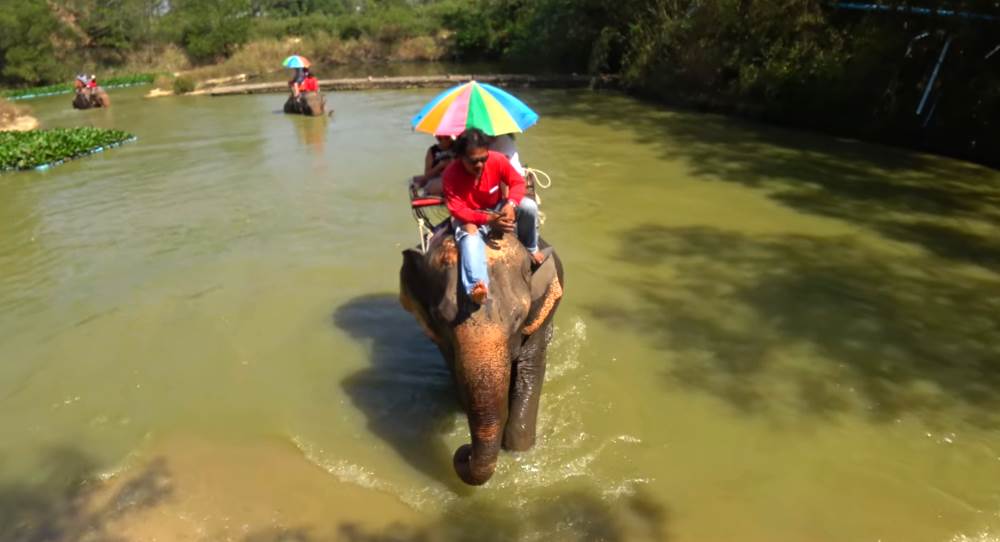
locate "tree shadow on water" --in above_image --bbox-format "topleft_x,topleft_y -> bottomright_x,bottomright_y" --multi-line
593,224 -> 1000,428
539,90 -> 1000,271
243,486 -> 670,542
0,446 -> 172,542
332,294 -> 466,492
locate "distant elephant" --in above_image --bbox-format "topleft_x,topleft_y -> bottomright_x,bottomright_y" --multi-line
283,92 -> 325,116
400,230 -> 564,485
72,90 -> 110,110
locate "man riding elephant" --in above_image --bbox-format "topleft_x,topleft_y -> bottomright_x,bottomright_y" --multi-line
400,127 -> 564,486
443,128 -> 545,305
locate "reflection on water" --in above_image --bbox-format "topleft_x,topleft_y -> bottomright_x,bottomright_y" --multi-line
1,86 -> 1000,542
295,115 -> 328,152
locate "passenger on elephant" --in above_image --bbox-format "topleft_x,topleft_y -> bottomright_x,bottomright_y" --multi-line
86,75 -> 100,96
412,135 -> 454,196
300,68 -> 319,93
443,128 -> 544,305
489,134 -> 525,176
289,68 -> 305,97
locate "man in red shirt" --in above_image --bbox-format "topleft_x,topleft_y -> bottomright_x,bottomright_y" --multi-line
300,68 -> 319,93
443,128 -> 543,305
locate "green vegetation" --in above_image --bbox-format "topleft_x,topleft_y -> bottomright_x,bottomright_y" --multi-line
0,0 -> 995,165
172,76 -> 196,95
0,74 -> 155,99
0,128 -> 135,171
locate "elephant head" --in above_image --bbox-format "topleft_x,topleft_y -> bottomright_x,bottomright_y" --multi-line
399,231 -> 564,485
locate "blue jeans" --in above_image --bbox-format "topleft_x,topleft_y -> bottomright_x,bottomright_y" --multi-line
455,198 -> 540,295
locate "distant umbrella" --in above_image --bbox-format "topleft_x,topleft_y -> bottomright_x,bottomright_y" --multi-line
412,80 -> 539,136
282,55 -> 311,69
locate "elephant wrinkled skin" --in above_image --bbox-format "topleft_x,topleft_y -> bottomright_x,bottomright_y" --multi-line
400,230 -> 564,485
72,91 -> 110,110
283,92 -> 326,116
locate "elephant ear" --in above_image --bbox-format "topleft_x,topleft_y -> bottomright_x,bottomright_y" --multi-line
400,247 -> 458,330
522,252 -> 563,336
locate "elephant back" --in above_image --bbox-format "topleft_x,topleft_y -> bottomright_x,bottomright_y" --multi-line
72,93 -> 91,109
283,93 -> 325,116
302,92 -> 325,116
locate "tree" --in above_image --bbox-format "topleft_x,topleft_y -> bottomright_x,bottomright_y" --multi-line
0,0 -> 70,85
165,0 -> 253,64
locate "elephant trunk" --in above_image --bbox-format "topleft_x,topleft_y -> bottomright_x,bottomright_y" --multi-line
452,324 -> 510,486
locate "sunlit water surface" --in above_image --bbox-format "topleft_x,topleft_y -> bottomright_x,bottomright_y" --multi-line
2,86 -> 1000,541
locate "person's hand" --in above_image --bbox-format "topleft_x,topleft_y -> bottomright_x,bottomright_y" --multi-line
486,211 -> 514,233
488,206 -> 515,234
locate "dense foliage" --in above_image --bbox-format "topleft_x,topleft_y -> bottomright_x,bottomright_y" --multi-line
0,127 -> 134,171
0,0 -> 996,165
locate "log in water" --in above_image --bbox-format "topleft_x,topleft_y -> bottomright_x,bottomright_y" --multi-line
203,74 -> 614,96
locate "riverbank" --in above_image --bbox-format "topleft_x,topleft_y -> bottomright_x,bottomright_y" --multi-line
0,99 -> 38,132
193,73 -> 610,96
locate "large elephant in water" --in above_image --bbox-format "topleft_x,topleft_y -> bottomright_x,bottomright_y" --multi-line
72,91 -> 110,109
283,92 -> 326,116
400,230 -> 564,485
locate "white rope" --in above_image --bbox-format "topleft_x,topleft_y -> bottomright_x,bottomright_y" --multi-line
524,168 -> 553,226
417,217 -> 431,253
527,168 -> 553,189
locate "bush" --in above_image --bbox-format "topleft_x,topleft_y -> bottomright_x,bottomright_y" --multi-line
172,76 -> 196,94
0,128 -> 135,171
166,0 -> 253,64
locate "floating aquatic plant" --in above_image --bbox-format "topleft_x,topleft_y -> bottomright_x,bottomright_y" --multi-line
0,128 -> 136,172
0,74 -> 155,100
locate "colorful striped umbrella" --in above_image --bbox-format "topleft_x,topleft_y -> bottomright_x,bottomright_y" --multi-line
282,55 -> 311,69
411,81 -> 539,136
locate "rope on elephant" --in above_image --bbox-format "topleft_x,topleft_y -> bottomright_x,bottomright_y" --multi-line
525,167 -> 552,224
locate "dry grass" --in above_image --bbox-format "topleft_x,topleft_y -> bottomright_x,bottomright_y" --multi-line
176,33 -> 447,84
0,98 -> 37,131
390,36 -> 446,62
118,44 -> 191,75
0,98 -> 22,124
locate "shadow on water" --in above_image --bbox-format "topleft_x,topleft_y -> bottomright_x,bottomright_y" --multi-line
332,294 -> 467,493
0,446 -> 172,542
243,487 -> 670,542
591,225 -> 1000,428
538,91 -> 1000,271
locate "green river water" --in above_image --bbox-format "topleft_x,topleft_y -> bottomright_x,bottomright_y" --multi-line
2,85 -> 1000,542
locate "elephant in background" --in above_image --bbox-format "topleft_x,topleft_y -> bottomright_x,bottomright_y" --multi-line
283,92 -> 326,116
400,231 -> 564,485
72,90 -> 110,109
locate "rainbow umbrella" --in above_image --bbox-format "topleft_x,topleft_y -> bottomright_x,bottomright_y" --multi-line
412,80 -> 539,136
282,55 -> 311,69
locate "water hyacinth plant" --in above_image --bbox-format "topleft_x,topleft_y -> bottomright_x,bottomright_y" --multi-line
0,74 -> 155,100
0,128 -> 135,171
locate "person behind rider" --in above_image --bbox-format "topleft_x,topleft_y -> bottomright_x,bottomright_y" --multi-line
443,128 -> 545,305
299,68 -> 319,93
87,74 -> 98,95
289,67 -> 305,97
413,135 -> 454,196
489,133 -> 525,176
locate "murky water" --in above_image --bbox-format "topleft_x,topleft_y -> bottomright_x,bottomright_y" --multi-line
2,85 -> 1000,542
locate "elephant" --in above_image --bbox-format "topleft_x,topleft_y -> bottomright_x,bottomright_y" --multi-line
283,92 -> 326,116
72,90 -> 110,110
399,228 -> 565,485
